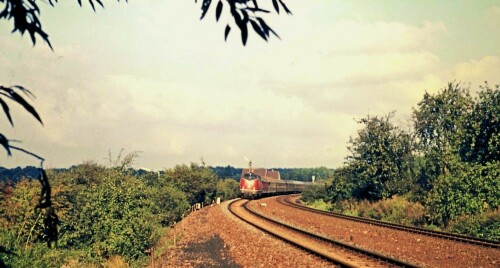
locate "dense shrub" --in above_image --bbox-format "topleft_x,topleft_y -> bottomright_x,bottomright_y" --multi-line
65,174 -> 156,261
333,196 -> 426,226
302,183 -> 328,203
447,209 -> 500,241
164,163 -> 218,205
426,161 -> 500,225
306,199 -> 332,212
216,179 -> 240,201
153,185 -> 190,225
0,159 -> 195,267
358,196 -> 425,225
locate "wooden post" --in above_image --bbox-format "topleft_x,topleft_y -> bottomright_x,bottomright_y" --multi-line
173,222 -> 177,247
145,247 -> 155,268
151,247 -> 155,268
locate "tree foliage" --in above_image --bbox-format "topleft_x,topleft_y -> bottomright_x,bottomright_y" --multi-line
458,83 -> 500,164
164,163 -> 218,205
278,167 -> 333,181
344,112 -> 415,200
301,183 -> 328,203
413,82 -> 473,176
0,158 -> 195,266
216,178 -> 239,201
321,82 -> 499,237
210,165 -> 242,180
64,171 -> 155,260
426,161 -> 500,226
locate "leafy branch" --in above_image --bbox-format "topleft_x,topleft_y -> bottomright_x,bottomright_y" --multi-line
0,85 -> 43,156
197,0 -> 291,45
0,0 -> 290,48
0,0 -> 126,49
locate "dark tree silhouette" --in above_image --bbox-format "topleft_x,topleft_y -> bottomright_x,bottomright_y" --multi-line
198,0 -> 291,45
0,0 -> 291,47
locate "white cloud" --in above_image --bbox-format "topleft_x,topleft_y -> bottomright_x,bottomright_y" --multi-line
450,56 -> 500,89
1,2 -> 499,169
325,21 -> 446,55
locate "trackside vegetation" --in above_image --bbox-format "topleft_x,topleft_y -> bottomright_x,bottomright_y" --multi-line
303,82 -> 499,241
0,159 -> 240,267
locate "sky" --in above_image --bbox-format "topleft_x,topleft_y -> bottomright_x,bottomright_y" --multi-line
1,0 -> 499,170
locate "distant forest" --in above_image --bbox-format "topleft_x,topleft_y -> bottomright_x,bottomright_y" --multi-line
211,166 -> 333,181
0,165 -> 333,183
0,166 -> 42,182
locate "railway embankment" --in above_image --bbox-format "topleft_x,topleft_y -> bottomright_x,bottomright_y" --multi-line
160,200 -> 332,267
160,196 -> 499,267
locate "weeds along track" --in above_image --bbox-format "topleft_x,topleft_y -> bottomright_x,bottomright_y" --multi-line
280,195 -> 500,249
228,198 -> 420,268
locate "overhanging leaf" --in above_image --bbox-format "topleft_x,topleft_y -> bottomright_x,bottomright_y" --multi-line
224,25 -> 231,41
257,17 -> 280,39
242,24 -> 248,45
279,0 -> 292,15
215,1 -> 223,22
250,20 -> 267,41
88,0 -> 96,11
200,0 -> 212,20
0,134 -> 11,156
13,85 -> 36,99
0,98 -> 13,126
7,89 -> 43,125
272,0 -> 280,14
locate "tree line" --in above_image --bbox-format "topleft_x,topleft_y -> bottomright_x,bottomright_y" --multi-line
1,165 -> 333,183
209,166 -> 334,181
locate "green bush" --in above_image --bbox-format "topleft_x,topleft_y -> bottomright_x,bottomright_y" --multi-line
426,161 -> 500,225
216,179 -> 240,201
307,199 -> 332,212
164,163 -> 218,204
342,196 -> 426,226
302,183 -> 327,203
358,196 -> 425,226
447,209 -> 500,241
63,172 -> 157,261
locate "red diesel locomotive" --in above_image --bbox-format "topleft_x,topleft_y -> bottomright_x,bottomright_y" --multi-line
239,167 -> 311,198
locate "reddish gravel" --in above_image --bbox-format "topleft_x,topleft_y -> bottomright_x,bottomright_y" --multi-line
248,196 -> 500,268
160,201 -> 333,267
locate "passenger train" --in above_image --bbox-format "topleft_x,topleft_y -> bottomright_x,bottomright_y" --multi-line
239,165 -> 312,198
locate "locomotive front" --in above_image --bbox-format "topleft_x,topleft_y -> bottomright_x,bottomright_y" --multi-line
239,172 -> 262,197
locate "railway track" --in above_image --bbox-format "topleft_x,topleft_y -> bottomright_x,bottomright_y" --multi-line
228,198 -> 420,268
279,195 -> 500,249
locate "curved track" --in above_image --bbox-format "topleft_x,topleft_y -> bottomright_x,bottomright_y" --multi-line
279,195 -> 500,249
228,198 -> 420,268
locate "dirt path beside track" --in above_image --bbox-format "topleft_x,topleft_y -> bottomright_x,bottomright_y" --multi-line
160,200 -> 332,267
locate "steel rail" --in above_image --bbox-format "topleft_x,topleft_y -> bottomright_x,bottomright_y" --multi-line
279,195 -> 500,249
228,199 -> 420,268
